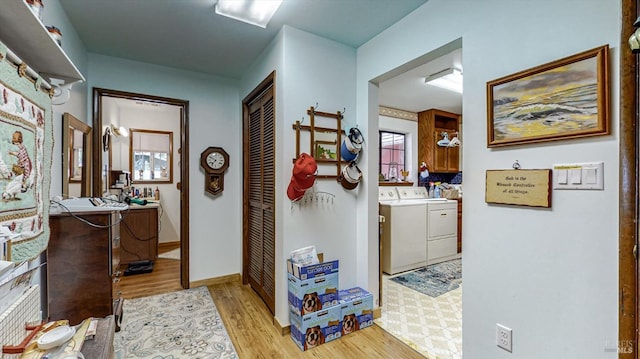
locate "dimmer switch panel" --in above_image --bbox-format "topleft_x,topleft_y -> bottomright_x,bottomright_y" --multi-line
553,162 -> 604,190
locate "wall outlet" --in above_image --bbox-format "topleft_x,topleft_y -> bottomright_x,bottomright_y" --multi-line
496,323 -> 512,352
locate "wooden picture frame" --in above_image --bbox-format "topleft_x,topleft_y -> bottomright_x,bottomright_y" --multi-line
314,140 -> 337,162
487,45 -> 609,147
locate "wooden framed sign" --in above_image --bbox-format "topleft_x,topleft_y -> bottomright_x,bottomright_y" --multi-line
485,169 -> 552,208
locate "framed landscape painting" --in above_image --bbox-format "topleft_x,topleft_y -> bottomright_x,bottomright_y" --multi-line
487,45 -> 609,147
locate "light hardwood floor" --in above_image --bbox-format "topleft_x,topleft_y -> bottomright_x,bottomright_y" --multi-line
117,242 -> 182,299
118,246 -> 425,358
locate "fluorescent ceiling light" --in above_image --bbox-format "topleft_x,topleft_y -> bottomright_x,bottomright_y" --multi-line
425,68 -> 463,93
215,0 -> 283,28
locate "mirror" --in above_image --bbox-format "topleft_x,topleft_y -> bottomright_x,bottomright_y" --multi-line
62,113 -> 92,197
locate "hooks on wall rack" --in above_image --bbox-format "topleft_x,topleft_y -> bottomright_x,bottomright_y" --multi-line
512,160 -> 521,170
290,189 -> 336,210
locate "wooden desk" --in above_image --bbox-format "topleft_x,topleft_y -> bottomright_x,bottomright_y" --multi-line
48,211 -> 121,326
119,204 -> 159,265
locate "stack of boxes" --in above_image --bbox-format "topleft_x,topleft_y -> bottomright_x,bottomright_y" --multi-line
287,257 -> 373,351
338,287 -> 374,335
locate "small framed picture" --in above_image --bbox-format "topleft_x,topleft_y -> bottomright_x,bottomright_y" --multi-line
314,140 -> 337,161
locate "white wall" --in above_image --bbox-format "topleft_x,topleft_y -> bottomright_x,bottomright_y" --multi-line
87,54 -> 242,282
44,0 -> 88,199
241,26 -> 358,325
358,0 -> 619,357
379,115 -> 418,184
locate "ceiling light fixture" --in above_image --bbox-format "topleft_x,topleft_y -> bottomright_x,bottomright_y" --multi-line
425,68 -> 463,93
214,0 -> 283,28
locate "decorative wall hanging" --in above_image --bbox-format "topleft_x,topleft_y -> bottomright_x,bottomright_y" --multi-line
292,106 -> 345,179
486,45 -> 609,147
485,167 -> 552,208
0,40 -> 53,262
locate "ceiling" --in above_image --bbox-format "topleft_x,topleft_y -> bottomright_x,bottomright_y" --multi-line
59,0 -> 461,115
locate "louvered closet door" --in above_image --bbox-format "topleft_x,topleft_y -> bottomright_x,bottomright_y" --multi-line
247,85 -> 275,314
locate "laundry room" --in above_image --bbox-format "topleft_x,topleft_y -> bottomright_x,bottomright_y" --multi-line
375,42 -> 464,358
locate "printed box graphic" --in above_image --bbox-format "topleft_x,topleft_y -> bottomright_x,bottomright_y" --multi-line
288,272 -> 339,315
338,287 -> 374,335
287,259 -> 339,280
289,305 -> 341,351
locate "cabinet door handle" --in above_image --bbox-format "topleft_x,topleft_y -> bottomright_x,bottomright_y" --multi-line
440,213 -> 447,216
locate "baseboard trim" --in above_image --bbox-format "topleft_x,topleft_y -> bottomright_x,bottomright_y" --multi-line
158,241 -> 180,251
274,316 -> 290,336
190,273 -> 241,288
373,307 -> 382,319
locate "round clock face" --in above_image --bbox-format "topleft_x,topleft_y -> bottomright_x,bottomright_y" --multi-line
206,152 -> 225,170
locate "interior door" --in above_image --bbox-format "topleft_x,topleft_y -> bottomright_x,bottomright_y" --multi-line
243,73 -> 276,314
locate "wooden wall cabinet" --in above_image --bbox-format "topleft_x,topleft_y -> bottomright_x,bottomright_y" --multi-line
119,206 -> 159,265
418,109 -> 461,173
48,211 -> 122,326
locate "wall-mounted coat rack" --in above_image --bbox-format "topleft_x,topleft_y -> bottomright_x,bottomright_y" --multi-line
292,106 -> 345,180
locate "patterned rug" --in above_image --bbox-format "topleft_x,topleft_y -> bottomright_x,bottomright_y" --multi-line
114,286 -> 238,358
390,259 -> 462,297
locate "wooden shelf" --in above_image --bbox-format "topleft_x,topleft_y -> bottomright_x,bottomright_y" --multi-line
0,1 -> 84,84
379,181 -> 413,187
418,109 -> 460,173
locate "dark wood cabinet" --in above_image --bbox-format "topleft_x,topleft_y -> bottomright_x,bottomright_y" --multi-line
418,109 -> 461,173
48,211 -> 121,326
119,206 -> 159,265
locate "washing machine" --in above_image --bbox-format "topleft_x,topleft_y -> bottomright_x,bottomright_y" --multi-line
379,187 -> 428,275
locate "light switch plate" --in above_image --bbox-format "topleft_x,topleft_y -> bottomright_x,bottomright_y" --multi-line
553,162 -> 604,190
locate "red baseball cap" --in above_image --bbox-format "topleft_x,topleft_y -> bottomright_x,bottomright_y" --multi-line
292,153 -> 317,182
287,179 -> 306,201
287,153 -> 317,201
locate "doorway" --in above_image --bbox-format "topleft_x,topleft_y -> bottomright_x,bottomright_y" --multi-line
92,88 -> 190,290
619,0 -> 638,355
374,40 -> 463,358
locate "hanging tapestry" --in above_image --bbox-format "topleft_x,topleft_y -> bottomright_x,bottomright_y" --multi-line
0,40 -> 52,262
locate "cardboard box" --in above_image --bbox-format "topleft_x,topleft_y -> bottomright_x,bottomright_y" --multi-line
290,305 -> 341,351
288,272 -> 339,316
338,287 -> 374,336
287,258 -> 339,280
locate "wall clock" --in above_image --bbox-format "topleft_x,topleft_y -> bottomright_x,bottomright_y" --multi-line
200,146 -> 229,196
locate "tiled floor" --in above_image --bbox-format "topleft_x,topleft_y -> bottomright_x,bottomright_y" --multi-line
375,272 -> 462,359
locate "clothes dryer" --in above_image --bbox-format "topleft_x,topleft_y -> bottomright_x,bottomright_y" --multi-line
396,187 -> 459,265
378,187 -> 428,275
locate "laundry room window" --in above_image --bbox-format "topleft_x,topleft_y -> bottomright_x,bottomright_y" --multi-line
379,131 -> 405,180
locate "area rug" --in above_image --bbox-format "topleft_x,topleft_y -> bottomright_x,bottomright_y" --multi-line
158,248 -> 180,260
390,259 -> 462,297
114,286 -> 238,358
